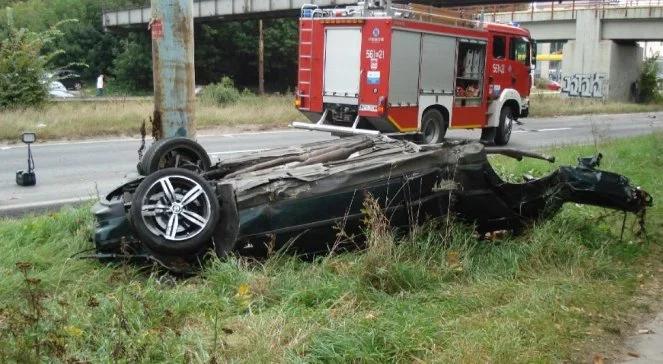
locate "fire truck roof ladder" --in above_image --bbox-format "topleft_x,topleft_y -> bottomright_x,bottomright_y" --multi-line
298,5 -> 318,111
389,4 -> 482,28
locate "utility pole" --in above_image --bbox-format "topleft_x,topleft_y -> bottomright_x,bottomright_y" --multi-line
150,0 -> 196,139
258,19 -> 265,95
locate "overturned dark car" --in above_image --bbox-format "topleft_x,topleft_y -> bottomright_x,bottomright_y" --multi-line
92,136 -> 652,272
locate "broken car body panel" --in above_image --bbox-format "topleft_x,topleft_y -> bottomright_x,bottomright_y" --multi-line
92,137 -> 652,271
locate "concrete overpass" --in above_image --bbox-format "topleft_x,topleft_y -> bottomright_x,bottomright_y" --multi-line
104,1 -> 662,101
488,4 -> 663,42
487,1 -> 663,101
100,0 -> 584,27
102,0 -> 358,27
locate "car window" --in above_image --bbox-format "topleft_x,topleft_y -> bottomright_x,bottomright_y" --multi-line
510,37 -> 530,65
493,36 -> 506,59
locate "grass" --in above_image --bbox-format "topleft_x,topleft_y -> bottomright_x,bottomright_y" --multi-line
0,135 -> 662,362
1,93 -> 663,142
0,94 -> 304,142
530,93 -> 663,118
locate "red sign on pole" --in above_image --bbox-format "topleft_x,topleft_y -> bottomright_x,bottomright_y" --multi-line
151,19 -> 163,40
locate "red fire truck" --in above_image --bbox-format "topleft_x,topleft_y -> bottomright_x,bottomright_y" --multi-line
292,3 -> 535,145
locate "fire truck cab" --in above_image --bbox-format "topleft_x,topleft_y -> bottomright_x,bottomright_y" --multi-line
293,3 -> 535,145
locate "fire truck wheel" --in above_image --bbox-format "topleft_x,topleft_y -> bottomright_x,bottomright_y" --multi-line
139,137 -> 212,175
495,106 -> 514,146
421,109 -> 447,144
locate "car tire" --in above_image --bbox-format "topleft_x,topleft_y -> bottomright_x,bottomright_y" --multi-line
421,109 -> 447,144
129,168 -> 220,256
138,137 -> 212,175
495,106 -> 514,146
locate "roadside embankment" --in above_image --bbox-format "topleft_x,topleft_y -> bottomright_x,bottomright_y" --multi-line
0,134 -> 661,362
0,95 -> 304,142
1,94 -> 663,142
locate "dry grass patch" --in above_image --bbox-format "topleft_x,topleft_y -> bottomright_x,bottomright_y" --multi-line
530,93 -> 663,118
0,95 -> 303,142
2,92 -> 663,142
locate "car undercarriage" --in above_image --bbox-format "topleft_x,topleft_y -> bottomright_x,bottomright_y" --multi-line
91,136 -> 652,273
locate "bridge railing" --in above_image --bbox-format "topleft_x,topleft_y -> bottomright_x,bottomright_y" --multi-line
483,0 -> 663,22
101,1 -> 149,13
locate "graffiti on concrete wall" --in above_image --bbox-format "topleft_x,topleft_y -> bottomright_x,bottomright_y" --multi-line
561,73 -> 607,98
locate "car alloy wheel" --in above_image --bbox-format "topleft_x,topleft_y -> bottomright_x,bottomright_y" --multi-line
140,174 -> 212,241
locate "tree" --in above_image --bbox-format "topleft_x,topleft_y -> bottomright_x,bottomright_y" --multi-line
638,55 -> 661,103
111,33 -> 153,92
1,0 -> 302,94
0,9 -> 68,108
54,23 -> 117,80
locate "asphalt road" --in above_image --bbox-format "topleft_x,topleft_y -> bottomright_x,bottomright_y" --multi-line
1,111 -> 660,216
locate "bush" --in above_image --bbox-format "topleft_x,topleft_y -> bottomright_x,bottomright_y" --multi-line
638,55 -> 661,103
200,76 -> 241,106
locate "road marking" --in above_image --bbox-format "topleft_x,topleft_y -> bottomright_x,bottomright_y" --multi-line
0,129 -> 310,150
0,137 -> 142,150
200,130 -> 300,138
537,127 -> 572,132
513,127 -> 572,134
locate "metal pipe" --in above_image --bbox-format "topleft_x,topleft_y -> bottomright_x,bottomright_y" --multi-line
150,0 -> 196,139
485,147 -> 555,163
292,122 -> 381,136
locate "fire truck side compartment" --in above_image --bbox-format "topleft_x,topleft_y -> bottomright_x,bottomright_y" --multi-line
323,27 -> 362,103
417,33 -> 457,128
420,34 -> 456,96
388,30 -> 420,107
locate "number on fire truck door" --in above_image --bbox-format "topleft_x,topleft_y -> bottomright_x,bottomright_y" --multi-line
492,64 -> 506,74
490,34 -> 510,95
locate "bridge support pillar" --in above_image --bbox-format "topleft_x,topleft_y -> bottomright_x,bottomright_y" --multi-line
537,42 -> 551,80
150,0 -> 196,139
560,10 -> 642,101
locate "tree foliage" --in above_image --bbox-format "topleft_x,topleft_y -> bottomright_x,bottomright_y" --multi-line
0,9 -> 67,108
638,55 -> 661,103
112,33 -> 152,92
194,19 -> 298,91
1,0 -> 299,94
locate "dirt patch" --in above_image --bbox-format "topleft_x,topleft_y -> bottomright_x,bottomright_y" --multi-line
573,247 -> 663,363
618,265 -> 663,363
621,312 -> 663,363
